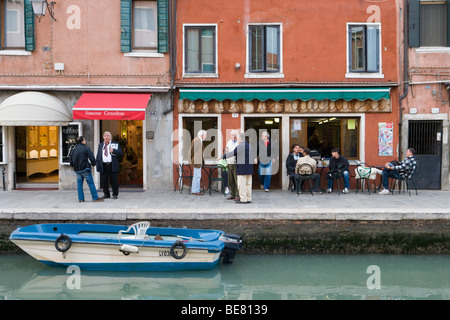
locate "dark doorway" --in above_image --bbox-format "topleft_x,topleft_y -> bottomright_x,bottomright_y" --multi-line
408,120 -> 442,189
245,117 -> 281,189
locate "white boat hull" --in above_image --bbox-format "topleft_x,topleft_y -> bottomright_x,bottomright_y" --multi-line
12,239 -> 222,271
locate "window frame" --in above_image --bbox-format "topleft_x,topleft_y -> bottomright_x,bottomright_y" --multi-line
419,0 -> 448,47
182,23 -> 218,78
131,0 -> 158,51
0,0 -> 34,54
346,22 -> 383,79
245,23 -> 284,79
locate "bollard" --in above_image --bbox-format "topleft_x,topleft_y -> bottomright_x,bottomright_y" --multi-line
2,167 -> 5,191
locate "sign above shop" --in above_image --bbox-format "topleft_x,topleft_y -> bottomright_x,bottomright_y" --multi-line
73,93 -> 151,120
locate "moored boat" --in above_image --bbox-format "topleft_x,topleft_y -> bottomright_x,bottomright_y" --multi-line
9,221 -> 242,271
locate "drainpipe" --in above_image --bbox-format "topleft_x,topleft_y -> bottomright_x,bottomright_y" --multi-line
164,0 -> 177,117
398,0 -> 409,160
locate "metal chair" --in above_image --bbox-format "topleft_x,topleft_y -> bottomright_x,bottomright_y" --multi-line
389,167 -> 418,196
295,163 -> 316,196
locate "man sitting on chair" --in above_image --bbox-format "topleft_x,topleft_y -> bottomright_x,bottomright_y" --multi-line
294,148 -> 321,194
378,147 -> 417,195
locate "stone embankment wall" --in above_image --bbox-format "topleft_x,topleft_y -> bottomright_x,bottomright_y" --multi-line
1,219 -> 450,254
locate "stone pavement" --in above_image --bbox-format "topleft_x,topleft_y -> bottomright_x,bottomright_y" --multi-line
1,187 -> 449,222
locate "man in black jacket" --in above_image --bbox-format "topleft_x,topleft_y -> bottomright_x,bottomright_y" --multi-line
286,144 -> 303,191
96,131 -> 123,199
326,147 -> 350,194
70,136 -> 103,203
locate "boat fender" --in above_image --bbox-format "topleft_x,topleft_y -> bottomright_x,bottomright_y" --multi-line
120,244 -> 139,255
170,240 -> 187,259
55,234 -> 72,252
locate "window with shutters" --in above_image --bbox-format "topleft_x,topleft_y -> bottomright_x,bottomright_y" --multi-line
121,0 -> 168,56
346,23 -> 383,78
183,24 -> 217,77
132,0 -> 157,50
409,0 -> 450,48
245,23 -> 283,79
420,1 -> 447,47
0,0 -> 34,53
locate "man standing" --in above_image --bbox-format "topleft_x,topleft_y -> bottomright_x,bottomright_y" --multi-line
223,133 -> 255,204
70,136 -> 103,203
326,147 -> 350,194
96,131 -> 123,199
294,148 -> 321,194
190,130 -> 207,195
378,148 -> 417,195
224,129 -> 240,200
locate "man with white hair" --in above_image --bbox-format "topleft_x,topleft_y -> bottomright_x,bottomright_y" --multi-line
190,130 -> 207,195
224,129 -> 240,201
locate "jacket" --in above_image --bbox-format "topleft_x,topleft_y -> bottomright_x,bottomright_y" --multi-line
329,154 -> 349,172
95,141 -> 123,173
393,155 -> 417,178
70,144 -> 96,173
286,152 -> 303,175
295,155 -> 317,175
223,140 -> 254,175
257,139 -> 273,165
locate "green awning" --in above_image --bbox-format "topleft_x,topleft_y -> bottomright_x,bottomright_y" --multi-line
179,87 -> 390,102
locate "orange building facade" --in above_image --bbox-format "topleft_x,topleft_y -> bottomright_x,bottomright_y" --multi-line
173,0 -> 402,190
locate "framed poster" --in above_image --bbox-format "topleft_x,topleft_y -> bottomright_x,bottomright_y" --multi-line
378,122 -> 393,156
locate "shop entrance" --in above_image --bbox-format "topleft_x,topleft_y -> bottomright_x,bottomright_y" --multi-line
244,117 -> 282,189
101,120 -> 144,188
15,126 -> 59,189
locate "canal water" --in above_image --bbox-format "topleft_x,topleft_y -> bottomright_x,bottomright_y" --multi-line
0,254 -> 449,300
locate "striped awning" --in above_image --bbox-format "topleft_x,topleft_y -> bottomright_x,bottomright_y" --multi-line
179,87 -> 391,102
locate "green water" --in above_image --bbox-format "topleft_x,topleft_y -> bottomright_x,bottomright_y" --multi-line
0,254 -> 449,300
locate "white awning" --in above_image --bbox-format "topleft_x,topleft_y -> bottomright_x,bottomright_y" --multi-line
0,92 -> 72,126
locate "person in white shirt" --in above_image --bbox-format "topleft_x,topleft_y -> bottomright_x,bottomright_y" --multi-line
224,129 -> 240,200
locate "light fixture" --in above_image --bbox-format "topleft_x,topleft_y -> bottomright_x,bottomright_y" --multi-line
31,0 -> 56,22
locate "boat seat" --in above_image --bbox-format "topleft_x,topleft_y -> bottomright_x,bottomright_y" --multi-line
118,221 -> 150,240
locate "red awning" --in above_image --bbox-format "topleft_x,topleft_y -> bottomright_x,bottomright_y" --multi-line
73,93 -> 151,120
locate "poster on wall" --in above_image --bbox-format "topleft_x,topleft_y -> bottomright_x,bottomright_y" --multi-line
378,122 -> 393,156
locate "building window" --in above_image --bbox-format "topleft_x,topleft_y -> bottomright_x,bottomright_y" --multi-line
184,26 -> 216,74
420,1 -> 447,47
121,0 -> 168,54
290,117 -> 360,159
249,25 -> 280,73
132,0 -> 157,50
0,0 -> 25,50
348,24 -> 380,73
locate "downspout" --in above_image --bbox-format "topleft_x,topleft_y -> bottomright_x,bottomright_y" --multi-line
164,0 -> 177,116
398,0 -> 410,160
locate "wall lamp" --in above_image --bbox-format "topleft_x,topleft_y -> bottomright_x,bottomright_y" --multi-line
31,0 -> 56,22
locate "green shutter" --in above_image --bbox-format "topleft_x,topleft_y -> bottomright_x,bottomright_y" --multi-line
120,0 -> 132,53
447,0 -> 450,47
24,0 -> 35,51
157,0 -> 169,53
409,0 -> 420,47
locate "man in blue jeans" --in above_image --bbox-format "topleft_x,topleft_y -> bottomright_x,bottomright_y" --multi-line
70,136 -> 103,203
327,147 -> 350,194
378,148 -> 417,195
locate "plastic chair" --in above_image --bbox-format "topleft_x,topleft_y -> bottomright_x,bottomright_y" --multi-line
118,221 -> 150,240
295,163 -> 316,196
355,162 -> 373,195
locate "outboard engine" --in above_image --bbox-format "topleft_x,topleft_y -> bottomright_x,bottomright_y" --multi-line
220,233 -> 243,264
